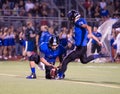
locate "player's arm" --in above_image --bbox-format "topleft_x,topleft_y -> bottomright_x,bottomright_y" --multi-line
40,51 -> 54,67
40,57 -> 53,67
90,34 -> 102,46
81,24 -> 92,34
82,24 -> 102,45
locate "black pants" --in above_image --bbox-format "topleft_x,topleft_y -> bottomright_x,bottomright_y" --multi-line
45,66 -> 53,79
60,46 -> 95,73
91,43 -> 101,53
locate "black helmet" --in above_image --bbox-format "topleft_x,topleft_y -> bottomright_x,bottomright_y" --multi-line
67,10 -> 80,21
49,35 -> 59,47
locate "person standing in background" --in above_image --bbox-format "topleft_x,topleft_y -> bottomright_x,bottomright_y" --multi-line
91,26 -> 102,54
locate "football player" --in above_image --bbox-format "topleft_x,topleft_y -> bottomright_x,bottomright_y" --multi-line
57,10 -> 103,79
39,35 -> 66,79
26,35 -> 66,79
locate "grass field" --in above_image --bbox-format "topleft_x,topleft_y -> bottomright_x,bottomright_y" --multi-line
0,61 -> 120,94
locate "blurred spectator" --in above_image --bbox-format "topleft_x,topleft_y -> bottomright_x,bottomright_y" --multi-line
12,3 -> 19,16
91,26 -> 102,54
83,0 -> 92,17
40,2 -> 50,17
0,27 -> 4,59
113,28 -> 120,61
106,1 -> 114,17
25,0 -> 34,12
40,17 -> 49,26
93,4 -> 101,18
114,0 -> 120,13
0,0 -> 3,9
3,27 -> 9,60
67,28 -> 75,54
99,0 -> 107,9
59,27 -> 68,48
19,7 -> 27,16
8,0 -> 17,9
18,0 -> 25,9
14,27 -> 25,57
100,6 -> 110,21
8,25 -> 15,58
49,8 -> 58,17
110,29 -> 117,62
0,8 -> 2,16
2,3 -> 11,16
30,2 -> 41,17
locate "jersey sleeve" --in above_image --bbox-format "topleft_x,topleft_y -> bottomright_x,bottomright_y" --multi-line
77,18 -> 87,27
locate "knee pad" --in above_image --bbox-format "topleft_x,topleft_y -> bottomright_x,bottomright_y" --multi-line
28,54 -> 40,64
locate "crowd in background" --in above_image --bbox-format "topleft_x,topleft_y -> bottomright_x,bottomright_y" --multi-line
0,0 -> 60,18
0,0 -> 119,17
0,24 -> 73,61
0,0 -> 120,62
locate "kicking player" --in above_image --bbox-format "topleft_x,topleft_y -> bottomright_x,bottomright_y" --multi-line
57,10 -> 103,79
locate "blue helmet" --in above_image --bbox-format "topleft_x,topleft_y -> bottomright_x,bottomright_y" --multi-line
67,10 -> 80,21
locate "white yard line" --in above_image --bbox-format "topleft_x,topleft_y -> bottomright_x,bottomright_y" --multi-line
0,73 -> 22,77
0,73 -> 120,89
84,66 -> 119,69
63,80 -> 120,89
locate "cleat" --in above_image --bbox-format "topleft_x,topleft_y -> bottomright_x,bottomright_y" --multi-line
99,53 -> 109,58
26,73 -> 36,79
56,74 -> 65,80
94,53 -> 109,59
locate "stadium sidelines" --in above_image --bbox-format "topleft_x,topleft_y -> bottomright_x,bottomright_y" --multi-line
0,73 -> 120,89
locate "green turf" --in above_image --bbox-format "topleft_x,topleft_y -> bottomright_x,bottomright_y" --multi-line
0,61 -> 120,94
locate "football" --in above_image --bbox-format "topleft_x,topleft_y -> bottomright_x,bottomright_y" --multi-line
50,68 -> 57,79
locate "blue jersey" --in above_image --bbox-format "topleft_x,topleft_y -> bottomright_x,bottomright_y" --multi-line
92,32 -> 102,44
0,38 -> 3,46
24,27 -> 36,51
74,18 -> 88,46
40,42 -> 66,64
39,31 -> 51,44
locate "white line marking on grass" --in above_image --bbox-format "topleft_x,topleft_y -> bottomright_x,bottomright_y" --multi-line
0,73 -> 22,77
63,80 -> 120,89
84,66 -> 119,69
0,73 -> 120,89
